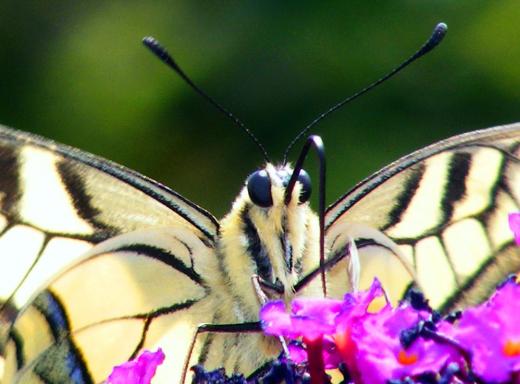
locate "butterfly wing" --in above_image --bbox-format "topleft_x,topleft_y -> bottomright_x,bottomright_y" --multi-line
0,125 -> 220,383
325,123 -> 520,310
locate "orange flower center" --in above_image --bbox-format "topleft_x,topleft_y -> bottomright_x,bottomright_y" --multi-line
397,350 -> 419,365
334,329 -> 350,353
503,340 -> 520,357
333,327 -> 358,371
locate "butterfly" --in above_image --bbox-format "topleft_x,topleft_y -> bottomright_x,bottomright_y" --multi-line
1,24 -> 519,384
1,123 -> 520,384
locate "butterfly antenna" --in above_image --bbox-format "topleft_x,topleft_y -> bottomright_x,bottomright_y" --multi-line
283,22 -> 448,163
143,37 -> 270,163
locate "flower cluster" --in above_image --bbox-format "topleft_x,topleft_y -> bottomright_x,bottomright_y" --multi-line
260,276 -> 520,384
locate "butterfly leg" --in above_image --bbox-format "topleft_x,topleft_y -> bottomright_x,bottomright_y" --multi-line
181,276 -> 292,384
251,274 -> 270,305
251,274 -> 290,355
347,238 -> 360,292
250,274 -> 287,303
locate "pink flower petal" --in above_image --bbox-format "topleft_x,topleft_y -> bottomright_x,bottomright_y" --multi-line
107,349 -> 165,384
508,213 -> 520,246
447,279 -> 520,383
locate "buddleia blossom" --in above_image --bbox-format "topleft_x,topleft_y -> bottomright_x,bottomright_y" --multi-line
446,276 -> 520,383
260,280 -> 465,384
106,349 -> 165,384
261,278 -> 387,382
350,300 -> 462,384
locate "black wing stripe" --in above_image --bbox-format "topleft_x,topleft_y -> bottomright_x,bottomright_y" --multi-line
130,317 -> 152,359
32,290 -> 93,384
8,327 -> 24,370
0,143 -> 21,217
441,152 -> 471,223
57,160 -> 115,236
32,290 -> 73,341
142,298 -> 199,318
116,244 -> 205,287
384,164 -> 425,230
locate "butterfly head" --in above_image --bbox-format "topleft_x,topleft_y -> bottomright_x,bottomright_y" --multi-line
218,163 -> 319,319
246,164 -> 312,208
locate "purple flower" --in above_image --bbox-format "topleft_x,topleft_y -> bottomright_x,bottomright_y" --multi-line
447,279 -> 520,383
260,298 -> 343,341
107,349 -> 165,384
260,279 -> 387,369
509,212 -> 520,246
260,279 -> 467,384
261,279 -> 386,342
351,304 -> 462,384
261,296 -> 346,383
258,272 -> 520,383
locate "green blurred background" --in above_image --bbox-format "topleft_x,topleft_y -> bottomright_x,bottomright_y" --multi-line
1,2 -> 519,218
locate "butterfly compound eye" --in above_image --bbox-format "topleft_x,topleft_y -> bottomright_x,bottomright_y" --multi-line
247,170 -> 273,207
297,169 -> 312,204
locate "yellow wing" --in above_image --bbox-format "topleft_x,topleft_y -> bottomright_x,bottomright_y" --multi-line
325,123 -> 520,310
5,121 -> 520,383
0,125 -> 219,383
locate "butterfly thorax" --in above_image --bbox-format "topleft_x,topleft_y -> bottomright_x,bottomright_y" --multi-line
215,164 -> 321,324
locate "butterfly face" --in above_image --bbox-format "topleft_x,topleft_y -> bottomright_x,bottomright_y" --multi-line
218,164 -> 320,318
246,165 -> 312,207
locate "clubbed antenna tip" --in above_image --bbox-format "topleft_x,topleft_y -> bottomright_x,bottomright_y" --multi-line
143,36 -> 270,163
283,22 -> 448,163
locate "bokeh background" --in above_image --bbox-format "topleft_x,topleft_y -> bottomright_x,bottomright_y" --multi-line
1,2 -> 519,218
